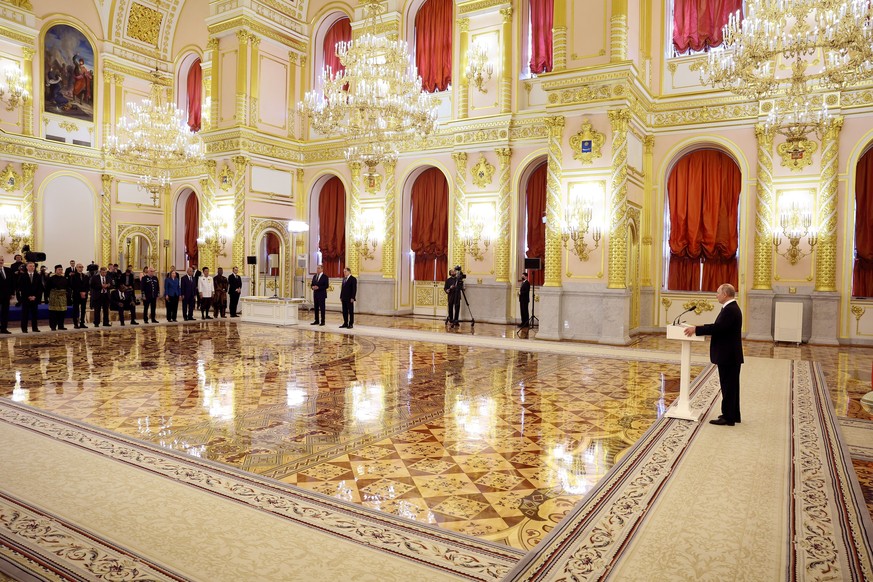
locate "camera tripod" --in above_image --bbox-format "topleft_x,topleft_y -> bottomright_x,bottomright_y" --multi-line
445,285 -> 475,328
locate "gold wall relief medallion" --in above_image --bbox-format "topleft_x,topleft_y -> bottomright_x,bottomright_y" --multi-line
0,164 -> 21,192
126,3 -> 163,46
569,119 -> 605,165
777,139 -> 818,171
218,165 -> 234,191
682,299 -> 714,315
364,171 -> 382,195
471,154 -> 494,189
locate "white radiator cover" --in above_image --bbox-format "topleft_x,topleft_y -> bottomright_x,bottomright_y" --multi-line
774,302 -> 803,343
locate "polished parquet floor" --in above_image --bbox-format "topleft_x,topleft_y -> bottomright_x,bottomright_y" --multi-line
1,311 -> 871,550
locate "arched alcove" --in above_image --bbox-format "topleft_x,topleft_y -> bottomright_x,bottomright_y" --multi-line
173,187 -> 200,269
517,156 -> 547,286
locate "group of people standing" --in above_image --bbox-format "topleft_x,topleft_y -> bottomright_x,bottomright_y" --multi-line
0,254 -> 244,333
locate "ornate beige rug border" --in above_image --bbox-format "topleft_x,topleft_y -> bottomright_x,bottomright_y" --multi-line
0,400 -> 521,582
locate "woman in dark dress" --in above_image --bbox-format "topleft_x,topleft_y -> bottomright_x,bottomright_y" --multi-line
47,264 -> 68,331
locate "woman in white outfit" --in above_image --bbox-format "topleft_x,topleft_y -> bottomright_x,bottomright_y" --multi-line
198,266 -> 215,320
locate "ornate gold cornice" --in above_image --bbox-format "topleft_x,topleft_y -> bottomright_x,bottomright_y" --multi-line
0,25 -> 35,45
208,15 -> 306,52
458,0 -> 510,15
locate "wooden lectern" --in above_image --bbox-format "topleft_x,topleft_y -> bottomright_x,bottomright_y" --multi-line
666,325 -> 704,421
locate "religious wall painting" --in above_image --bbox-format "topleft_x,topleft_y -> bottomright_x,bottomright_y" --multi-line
43,24 -> 95,122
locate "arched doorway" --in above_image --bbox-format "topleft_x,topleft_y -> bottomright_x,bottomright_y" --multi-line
405,166 -> 449,316
258,230 -> 282,295
174,188 -> 199,270
123,233 -> 152,272
518,158 -> 547,286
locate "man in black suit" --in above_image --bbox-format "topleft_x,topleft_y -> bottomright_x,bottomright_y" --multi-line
69,263 -> 89,328
17,262 -> 43,333
310,264 -> 328,326
339,267 -> 357,329
110,284 -> 138,326
444,268 -> 461,327
228,266 -> 242,317
0,257 -> 13,333
518,272 -> 530,328
141,267 -> 160,323
180,267 -> 197,321
684,283 -> 744,426
90,266 -> 112,327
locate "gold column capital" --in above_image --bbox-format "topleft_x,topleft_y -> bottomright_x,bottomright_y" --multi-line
608,108 -> 631,125
643,135 -> 655,153
452,151 -> 468,170
21,46 -> 35,61
458,18 -> 469,32
500,7 -> 513,21
754,122 -> 775,145
235,29 -> 252,44
207,37 -> 219,52
496,147 -> 512,167
545,115 -> 566,136
232,155 -> 248,171
21,162 -> 37,179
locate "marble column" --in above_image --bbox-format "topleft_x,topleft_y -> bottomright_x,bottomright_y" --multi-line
610,0 -> 628,62
248,36 -> 260,129
495,147 -> 512,282
21,163 -> 36,249
207,38 -> 219,128
544,116 -> 564,287
21,47 -> 35,136
552,0 -> 567,71
231,155 -> 248,269
347,162 -> 363,276
458,19 -> 469,120
747,123 -> 776,341
499,8 -> 512,113
382,159 -> 397,279
607,109 -> 630,289
100,174 -> 113,267
451,152 -> 468,270
235,31 -> 250,126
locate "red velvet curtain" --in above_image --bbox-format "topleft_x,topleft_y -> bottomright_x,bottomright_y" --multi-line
667,149 -> 740,292
319,177 -> 346,278
415,0 -> 452,92
853,149 -> 873,296
525,163 -> 547,286
186,59 -> 202,132
529,0 -> 553,75
411,168 -> 449,281
323,17 -> 351,78
672,0 -> 743,54
184,193 -> 199,268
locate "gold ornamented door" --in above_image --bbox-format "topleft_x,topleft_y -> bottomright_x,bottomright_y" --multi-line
413,281 -> 448,317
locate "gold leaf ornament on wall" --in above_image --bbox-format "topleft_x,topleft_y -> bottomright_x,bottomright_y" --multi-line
777,138 -> 818,171
569,119 -> 605,164
0,164 -> 22,192
471,154 -> 494,188
127,3 -> 163,46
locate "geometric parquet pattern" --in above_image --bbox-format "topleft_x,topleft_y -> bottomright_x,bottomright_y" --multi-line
3,316 -> 871,549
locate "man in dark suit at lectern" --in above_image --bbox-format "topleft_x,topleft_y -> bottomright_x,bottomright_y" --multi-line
684,283 -> 743,426
310,264 -> 328,326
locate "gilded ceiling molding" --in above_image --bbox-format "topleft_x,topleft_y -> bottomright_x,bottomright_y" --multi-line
126,2 -> 163,46
457,0 -> 510,15
0,25 -> 35,45
207,16 -> 306,52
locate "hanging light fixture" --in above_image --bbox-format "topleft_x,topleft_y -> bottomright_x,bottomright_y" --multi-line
694,1 -> 873,140
106,68 -> 204,206
298,0 -> 439,170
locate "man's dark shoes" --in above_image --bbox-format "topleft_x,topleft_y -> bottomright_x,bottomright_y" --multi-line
339,324 -> 348,328
709,418 -> 735,426
718,414 -> 741,424
310,321 -> 319,325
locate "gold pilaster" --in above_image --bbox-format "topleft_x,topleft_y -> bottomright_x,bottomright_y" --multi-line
382,159 -> 397,279
113,74 -> 124,126
544,116 -> 565,287
248,35 -> 260,128
610,0 -> 628,62
21,162 -> 36,249
100,174 -> 113,266
607,109 -> 631,289
815,116 -> 844,292
295,168 -> 305,212
231,155 -> 248,268
495,147 -> 512,282
451,152 -> 468,270
102,72 -> 115,142
21,47 -> 34,136
458,19 -> 469,120
235,30 -> 250,125
207,38 -> 219,128
552,1 -> 567,70
752,123 -> 775,290
198,161 -> 218,269
500,8 -> 512,114
641,135 -> 654,287
348,161 -> 362,276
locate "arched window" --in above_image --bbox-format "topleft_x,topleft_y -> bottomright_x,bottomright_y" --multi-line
176,53 -> 202,132
853,147 -> 873,297
665,148 -> 741,291
524,161 -> 547,286
415,0 -> 452,92
323,16 -> 351,78
528,0 -> 553,75
318,176 -> 346,278
671,0 -> 743,56
410,167 -> 449,280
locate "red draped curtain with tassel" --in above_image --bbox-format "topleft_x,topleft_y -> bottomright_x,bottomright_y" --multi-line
525,163 -> 547,286
853,149 -> 873,296
529,0 -> 553,75
318,176 -> 346,278
672,0 -> 743,54
415,0 -> 452,92
411,168 -> 449,281
184,193 -> 199,268
667,149 -> 741,292
323,17 -> 351,77
186,59 -> 202,132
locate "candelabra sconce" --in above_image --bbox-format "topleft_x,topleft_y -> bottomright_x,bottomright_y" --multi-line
352,214 -> 382,261
561,183 -> 603,261
0,63 -> 29,111
0,207 -> 31,254
197,207 -> 233,258
465,41 -> 494,94
772,194 -> 817,265
458,210 -> 493,262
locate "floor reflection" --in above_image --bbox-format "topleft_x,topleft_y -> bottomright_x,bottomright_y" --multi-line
0,322 -> 694,549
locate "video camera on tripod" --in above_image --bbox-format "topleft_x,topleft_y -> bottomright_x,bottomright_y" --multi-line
453,265 -> 466,289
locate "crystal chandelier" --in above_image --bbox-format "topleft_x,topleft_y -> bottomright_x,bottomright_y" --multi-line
106,69 -> 204,206
694,1 -> 873,139
299,0 -> 438,169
